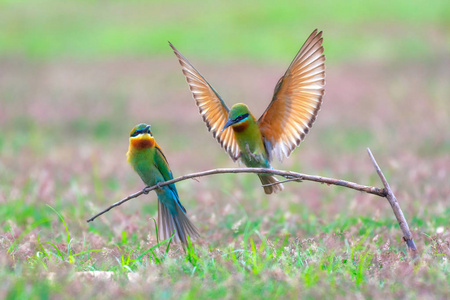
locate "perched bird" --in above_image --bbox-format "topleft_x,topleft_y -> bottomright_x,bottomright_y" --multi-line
127,123 -> 199,245
170,29 -> 326,194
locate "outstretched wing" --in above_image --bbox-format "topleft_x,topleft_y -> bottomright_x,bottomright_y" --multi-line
258,29 -> 325,161
170,43 -> 240,161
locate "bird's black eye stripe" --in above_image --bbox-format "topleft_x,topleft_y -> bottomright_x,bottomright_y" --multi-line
131,129 -> 142,137
130,127 -> 153,137
234,113 -> 249,122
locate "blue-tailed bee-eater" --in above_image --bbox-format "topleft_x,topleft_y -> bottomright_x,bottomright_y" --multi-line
127,123 -> 200,245
170,29 -> 325,194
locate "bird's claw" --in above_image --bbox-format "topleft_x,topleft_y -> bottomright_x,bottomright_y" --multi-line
142,187 -> 150,194
250,152 -> 259,162
245,144 -> 260,162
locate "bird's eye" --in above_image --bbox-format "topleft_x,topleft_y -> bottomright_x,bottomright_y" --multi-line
234,113 -> 249,122
131,129 -> 142,137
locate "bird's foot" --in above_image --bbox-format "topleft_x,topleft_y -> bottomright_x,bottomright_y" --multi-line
251,152 -> 260,162
155,182 -> 163,190
142,187 -> 150,194
245,144 -> 260,162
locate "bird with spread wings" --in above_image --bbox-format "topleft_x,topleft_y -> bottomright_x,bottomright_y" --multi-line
170,29 -> 325,194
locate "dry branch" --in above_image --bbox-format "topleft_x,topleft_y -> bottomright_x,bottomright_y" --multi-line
367,148 -> 418,257
87,148 -> 418,256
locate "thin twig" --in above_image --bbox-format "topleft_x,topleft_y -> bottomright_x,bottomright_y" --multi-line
87,149 -> 418,258
86,188 -> 148,223
261,177 -> 302,187
367,148 -> 418,256
87,167 -> 384,223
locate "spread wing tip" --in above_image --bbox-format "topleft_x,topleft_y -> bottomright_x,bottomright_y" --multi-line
168,41 -> 179,54
259,29 -> 326,161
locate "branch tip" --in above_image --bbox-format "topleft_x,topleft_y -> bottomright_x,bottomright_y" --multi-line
367,149 -> 418,255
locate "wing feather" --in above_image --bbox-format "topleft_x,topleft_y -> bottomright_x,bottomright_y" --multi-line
170,42 -> 240,161
258,29 -> 326,161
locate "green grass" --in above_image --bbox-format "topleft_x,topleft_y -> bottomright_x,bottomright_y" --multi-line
3,203 -> 449,298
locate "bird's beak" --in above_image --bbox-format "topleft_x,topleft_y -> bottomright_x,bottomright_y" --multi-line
144,125 -> 151,134
219,119 -> 236,136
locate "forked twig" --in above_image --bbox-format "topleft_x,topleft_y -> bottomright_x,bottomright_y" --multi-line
87,148 -> 418,256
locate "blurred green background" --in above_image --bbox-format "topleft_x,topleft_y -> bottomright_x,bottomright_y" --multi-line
1,0 -> 448,62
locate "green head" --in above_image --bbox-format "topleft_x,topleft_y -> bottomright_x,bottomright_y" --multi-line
130,123 -> 152,138
221,103 -> 251,134
229,103 -> 250,120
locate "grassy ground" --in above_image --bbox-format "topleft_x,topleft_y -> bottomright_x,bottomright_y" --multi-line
1,0 -> 449,299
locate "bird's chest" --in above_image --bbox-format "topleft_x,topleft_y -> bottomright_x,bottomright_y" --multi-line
129,150 -> 163,185
234,132 -> 268,167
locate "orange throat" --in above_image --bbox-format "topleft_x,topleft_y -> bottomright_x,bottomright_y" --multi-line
231,119 -> 249,133
130,135 -> 155,150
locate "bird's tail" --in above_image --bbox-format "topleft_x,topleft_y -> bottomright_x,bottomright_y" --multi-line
157,200 -> 200,245
258,174 -> 284,194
